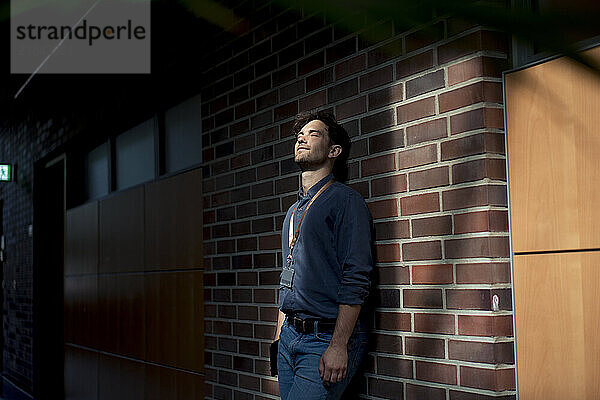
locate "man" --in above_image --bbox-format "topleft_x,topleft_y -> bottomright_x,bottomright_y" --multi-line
272,111 -> 373,400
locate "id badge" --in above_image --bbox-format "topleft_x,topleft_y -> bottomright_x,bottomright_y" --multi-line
280,267 -> 294,288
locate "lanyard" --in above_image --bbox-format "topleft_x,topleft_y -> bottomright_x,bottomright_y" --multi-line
287,179 -> 335,258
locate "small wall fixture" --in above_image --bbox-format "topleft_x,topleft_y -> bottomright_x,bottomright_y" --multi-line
0,164 -> 12,182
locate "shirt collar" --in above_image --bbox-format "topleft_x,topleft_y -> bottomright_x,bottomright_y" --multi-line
298,173 -> 334,201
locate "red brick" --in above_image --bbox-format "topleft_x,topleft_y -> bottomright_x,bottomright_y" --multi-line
328,78 -> 358,102
376,266 -> 410,285
406,118 -> 447,145
239,373 -> 260,390
371,174 -> 407,196
400,192 -> 439,215
404,289 -> 443,308
369,128 -> 404,153
442,185 -> 507,210
256,90 -> 278,111
375,244 -> 401,263
336,96 -> 366,120
450,108 -> 504,134
408,166 -> 449,190
439,30 -> 508,65
238,272 -> 258,286
406,337 -> 445,358
445,236 -> 509,258
456,263 -> 511,284
406,70 -> 445,98
411,215 -> 452,237
361,109 -> 395,134
261,378 -> 279,395
398,144 -> 437,170
373,333 -> 403,354
406,384 -> 446,400
441,132 -> 505,161
335,54 -> 366,80
439,82 -> 503,113
460,366 -> 515,391
235,99 -> 256,119
402,241 -> 442,261
397,97 -> 436,124
259,234 -> 280,250
414,313 -> 455,334
306,67 -> 333,91
446,289 -> 491,310
348,180 -> 369,198
415,361 -> 457,385
368,377 -> 403,400
360,65 -> 393,91
274,101 -> 298,122
448,56 -> 509,85
396,50 -> 434,80
368,84 -> 404,110
449,340 -> 514,364
368,38 -> 403,67
257,163 -> 279,180
377,356 -> 413,378
454,210 -> 508,234
280,81 -> 304,102
260,306 -> 279,322
298,51 -> 324,76
326,36 -> 356,64
412,264 -> 453,284
406,22 -> 444,53
367,198 -> 398,219
455,158 -> 506,184
361,153 -> 396,176
376,312 -> 411,331
374,220 -> 410,240
235,134 -> 255,153
299,90 -> 327,111
458,315 -> 513,337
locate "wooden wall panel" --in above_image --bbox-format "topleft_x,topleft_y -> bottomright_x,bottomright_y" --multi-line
97,274 -> 145,358
99,187 -> 144,272
64,276 -> 98,348
144,364 -> 204,400
144,168 -> 203,270
65,202 -> 98,276
513,252 -> 600,400
64,345 -> 98,400
505,47 -> 600,253
98,353 -> 145,400
65,169 -> 204,399
145,271 -> 204,372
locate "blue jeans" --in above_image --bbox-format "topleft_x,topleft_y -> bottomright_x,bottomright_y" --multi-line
277,318 -> 367,400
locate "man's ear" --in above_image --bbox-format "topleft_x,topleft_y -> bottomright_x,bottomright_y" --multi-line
328,144 -> 342,159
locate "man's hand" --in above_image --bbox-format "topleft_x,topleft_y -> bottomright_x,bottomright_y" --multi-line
319,343 -> 348,384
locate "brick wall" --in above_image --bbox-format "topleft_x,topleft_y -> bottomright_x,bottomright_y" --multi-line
0,119 -> 76,392
200,5 -> 514,400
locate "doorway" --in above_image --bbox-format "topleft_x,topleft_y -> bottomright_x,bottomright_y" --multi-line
33,155 -> 65,398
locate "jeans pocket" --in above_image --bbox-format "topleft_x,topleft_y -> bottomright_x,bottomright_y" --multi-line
314,330 -> 332,343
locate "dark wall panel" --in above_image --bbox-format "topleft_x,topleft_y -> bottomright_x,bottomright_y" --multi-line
64,276 -> 98,349
64,345 -> 98,400
145,271 -> 204,372
145,168 -> 203,270
65,202 -> 98,276
99,187 -> 144,273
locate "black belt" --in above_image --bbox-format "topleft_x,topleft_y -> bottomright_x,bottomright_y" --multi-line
286,313 -> 336,334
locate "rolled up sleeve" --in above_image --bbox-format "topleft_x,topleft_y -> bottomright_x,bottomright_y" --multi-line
336,192 -> 373,305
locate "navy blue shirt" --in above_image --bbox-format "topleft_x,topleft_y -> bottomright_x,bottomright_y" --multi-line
279,174 -> 373,320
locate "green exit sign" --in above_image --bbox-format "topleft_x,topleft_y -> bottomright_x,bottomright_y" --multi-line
0,164 -> 12,182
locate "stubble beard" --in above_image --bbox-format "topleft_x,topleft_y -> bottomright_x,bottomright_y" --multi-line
294,150 -> 328,171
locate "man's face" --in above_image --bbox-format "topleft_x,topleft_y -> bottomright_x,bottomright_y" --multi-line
294,119 -> 332,169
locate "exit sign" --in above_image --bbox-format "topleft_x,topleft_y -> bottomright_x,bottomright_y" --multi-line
0,164 -> 12,182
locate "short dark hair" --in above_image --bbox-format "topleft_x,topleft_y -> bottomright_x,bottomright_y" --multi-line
292,111 -> 351,182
